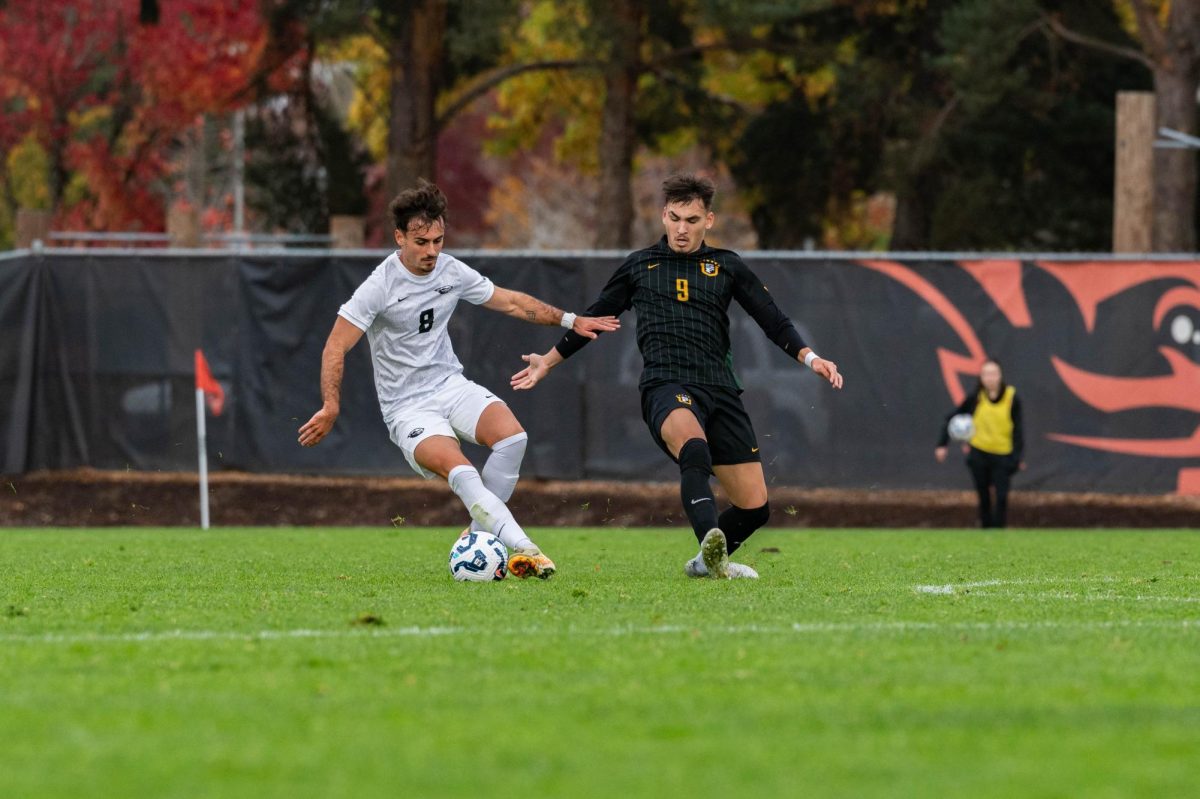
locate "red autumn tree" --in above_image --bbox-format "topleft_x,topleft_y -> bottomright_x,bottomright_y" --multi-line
0,0 -> 290,232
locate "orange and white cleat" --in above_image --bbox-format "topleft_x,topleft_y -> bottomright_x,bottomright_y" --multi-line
508,549 -> 556,580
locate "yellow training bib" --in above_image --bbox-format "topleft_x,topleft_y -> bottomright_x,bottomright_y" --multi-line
970,386 -> 1015,455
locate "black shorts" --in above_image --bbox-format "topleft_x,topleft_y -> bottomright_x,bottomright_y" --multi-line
640,382 -> 761,466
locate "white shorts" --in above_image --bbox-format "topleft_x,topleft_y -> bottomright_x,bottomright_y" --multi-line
386,376 -> 505,479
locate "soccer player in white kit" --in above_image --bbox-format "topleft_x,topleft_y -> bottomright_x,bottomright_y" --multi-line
298,182 -> 619,578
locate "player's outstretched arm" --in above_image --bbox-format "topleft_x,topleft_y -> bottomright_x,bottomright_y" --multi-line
483,287 -> 620,339
298,317 -> 364,447
510,348 -> 564,391
799,347 -> 844,389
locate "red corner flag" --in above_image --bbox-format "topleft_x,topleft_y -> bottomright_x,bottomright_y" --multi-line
194,349 -> 225,416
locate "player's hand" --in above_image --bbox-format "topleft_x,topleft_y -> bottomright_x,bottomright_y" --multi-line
812,357 -> 843,389
298,407 -> 337,447
511,353 -> 549,390
572,315 -> 620,339
935,446 -> 947,463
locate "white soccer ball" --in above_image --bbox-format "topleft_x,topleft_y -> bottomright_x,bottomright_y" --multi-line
448,531 -> 508,582
947,413 -> 975,442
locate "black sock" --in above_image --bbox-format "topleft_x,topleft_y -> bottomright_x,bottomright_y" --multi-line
678,438 -> 718,543
720,502 -> 770,555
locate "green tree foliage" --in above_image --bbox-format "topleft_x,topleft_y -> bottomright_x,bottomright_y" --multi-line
723,0 -> 1148,250
245,99 -> 370,234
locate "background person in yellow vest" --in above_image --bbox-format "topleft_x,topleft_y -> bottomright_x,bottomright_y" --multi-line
935,359 -> 1025,528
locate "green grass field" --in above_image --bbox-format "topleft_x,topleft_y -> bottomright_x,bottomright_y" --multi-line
1,527 -> 1198,798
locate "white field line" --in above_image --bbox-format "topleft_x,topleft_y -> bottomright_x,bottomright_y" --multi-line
0,626 -> 461,644
968,590 -> 1200,604
1,619 -> 1198,646
915,577 -> 1199,604
914,576 -> 1128,595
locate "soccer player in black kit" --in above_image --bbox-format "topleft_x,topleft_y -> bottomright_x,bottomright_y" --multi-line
512,173 -> 843,579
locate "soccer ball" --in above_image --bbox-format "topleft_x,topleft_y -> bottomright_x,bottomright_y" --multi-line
947,413 -> 975,442
448,531 -> 508,582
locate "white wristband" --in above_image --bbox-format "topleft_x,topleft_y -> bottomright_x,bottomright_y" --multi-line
803,351 -> 819,369
560,312 -> 577,329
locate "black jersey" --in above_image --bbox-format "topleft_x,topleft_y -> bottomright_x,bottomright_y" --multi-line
555,236 -> 808,390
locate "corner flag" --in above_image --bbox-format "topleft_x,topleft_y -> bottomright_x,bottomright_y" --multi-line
195,349 -> 225,416
194,349 -> 223,529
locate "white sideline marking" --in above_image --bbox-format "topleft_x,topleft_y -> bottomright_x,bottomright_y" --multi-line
916,576 -> 1199,606
1,619 -> 1197,646
0,626 -> 460,645
970,590 -> 1200,605
915,576 -> 1164,595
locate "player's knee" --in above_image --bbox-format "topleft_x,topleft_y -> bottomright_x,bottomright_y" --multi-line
746,501 -> 770,530
491,431 -> 528,457
678,438 -> 712,475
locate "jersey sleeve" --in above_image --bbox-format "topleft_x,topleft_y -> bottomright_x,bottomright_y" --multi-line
338,264 -> 389,331
1010,393 -> 1025,462
730,257 -> 808,359
451,257 -> 495,305
553,257 -> 635,359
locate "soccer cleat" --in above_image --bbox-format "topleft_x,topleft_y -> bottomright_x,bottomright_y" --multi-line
508,549 -> 556,580
685,555 -> 758,579
699,528 -> 729,579
726,562 -> 759,580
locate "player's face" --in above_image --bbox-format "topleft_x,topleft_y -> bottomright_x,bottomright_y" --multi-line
981,362 -> 1003,395
662,199 -> 714,254
395,218 -> 445,275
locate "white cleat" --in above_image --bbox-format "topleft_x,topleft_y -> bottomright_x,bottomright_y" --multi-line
726,562 -> 759,579
699,528 -> 729,579
685,555 -> 758,579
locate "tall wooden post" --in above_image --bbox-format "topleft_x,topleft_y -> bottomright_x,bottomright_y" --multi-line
1113,91 -> 1155,253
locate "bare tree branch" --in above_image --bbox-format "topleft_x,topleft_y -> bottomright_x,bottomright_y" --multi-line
435,59 -> 603,130
641,33 -> 813,71
644,64 -> 751,113
1043,14 -> 1157,72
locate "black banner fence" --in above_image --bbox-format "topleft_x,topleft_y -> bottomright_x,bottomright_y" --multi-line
3,250 -> 1199,494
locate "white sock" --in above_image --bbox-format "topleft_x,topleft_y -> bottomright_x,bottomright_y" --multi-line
471,432 -> 527,532
448,465 -> 536,552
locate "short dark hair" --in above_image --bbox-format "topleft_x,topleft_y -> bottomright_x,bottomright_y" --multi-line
389,180 -> 447,233
662,173 -> 716,209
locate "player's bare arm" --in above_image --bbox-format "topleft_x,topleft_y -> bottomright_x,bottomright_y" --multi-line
799,346 -> 844,389
510,347 -> 565,391
483,286 -> 620,339
298,317 -> 364,447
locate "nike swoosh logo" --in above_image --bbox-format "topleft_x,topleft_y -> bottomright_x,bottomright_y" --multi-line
690,498 -> 711,505
751,447 -> 759,453
394,295 -> 409,304
647,263 -> 659,270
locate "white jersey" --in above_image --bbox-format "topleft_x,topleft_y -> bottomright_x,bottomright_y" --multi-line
338,251 -> 495,422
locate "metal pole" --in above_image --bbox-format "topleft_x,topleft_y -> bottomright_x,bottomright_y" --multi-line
196,387 -> 210,530
233,108 -> 246,244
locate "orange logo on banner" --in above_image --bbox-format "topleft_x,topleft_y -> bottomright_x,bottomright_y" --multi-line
856,259 -> 1200,494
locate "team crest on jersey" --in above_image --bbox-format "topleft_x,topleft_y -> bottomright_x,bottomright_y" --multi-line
699,260 -> 720,277
407,427 -> 424,438
675,393 -> 693,406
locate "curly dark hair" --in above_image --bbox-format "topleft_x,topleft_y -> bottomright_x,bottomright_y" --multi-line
662,173 -> 716,209
389,180 -> 448,234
